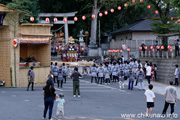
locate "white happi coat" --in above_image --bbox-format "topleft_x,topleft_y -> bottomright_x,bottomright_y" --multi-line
91,67 -> 98,77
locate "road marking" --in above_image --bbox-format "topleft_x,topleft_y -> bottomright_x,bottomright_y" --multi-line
1,91 -> 6,93
55,88 -> 63,91
11,95 -> 17,97
24,100 -> 30,102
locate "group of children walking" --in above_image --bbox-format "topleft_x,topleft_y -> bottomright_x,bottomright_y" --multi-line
90,59 -> 146,90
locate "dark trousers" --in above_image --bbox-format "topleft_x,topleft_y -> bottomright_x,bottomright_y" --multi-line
27,82 -> 34,90
98,77 -> 103,84
57,80 -> 63,88
73,81 -> 80,95
128,81 -> 134,90
43,97 -> 54,119
105,78 -> 110,83
54,76 -> 58,83
175,78 -> 179,85
154,71 -> 157,80
63,76 -> 66,83
175,47 -> 179,56
91,77 -> 97,83
146,76 -> 151,84
162,101 -> 175,114
112,76 -> 118,82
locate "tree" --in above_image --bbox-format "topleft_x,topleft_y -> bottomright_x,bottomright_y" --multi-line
7,0 -> 40,23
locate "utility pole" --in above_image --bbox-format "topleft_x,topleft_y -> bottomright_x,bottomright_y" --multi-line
99,20 -> 101,47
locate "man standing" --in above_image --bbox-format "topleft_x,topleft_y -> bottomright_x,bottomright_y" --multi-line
27,66 -> 35,91
175,39 -> 179,56
53,62 -> 59,83
71,67 -> 82,97
174,65 -> 179,86
162,81 -> 177,116
146,63 -> 152,84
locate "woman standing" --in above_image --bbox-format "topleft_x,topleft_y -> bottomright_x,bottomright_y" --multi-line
43,79 -> 56,120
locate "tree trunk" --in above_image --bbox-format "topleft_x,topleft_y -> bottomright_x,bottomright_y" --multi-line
162,36 -> 168,51
90,0 -> 99,45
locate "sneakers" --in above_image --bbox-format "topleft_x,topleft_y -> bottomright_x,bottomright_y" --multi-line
78,95 -> 81,97
73,95 -> 76,97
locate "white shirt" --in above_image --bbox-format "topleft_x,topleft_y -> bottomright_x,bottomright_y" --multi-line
146,66 -> 152,76
145,90 -> 155,102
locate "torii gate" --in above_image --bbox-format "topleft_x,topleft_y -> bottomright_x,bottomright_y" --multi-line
38,12 -> 77,43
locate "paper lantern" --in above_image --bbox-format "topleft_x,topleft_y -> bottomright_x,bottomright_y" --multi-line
82,16 -> 86,20
92,14 -> 95,19
140,0 -> 143,2
111,9 -> 114,13
161,46 -> 164,50
99,13 -> 103,17
63,17 -> 67,22
170,17 -> 173,21
132,0 -> 135,3
56,46 -> 59,50
30,17 -> 34,22
147,5 -> 151,9
155,10 -> 159,14
120,50 -> 123,53
168,45 -> 171,49
145,46 -> 148,50
139,46 -> 142,50
117,50 -> 119,52
118,6 -> 121,10
127,48 -> 130,52
13,39 -> 18,47
74,17 -> 78,21
108,50 -> 111,53
124,3 -> 128,7
104,11 -> 108,15
45,18 -> 49,22
169,48 -> 172,51
150,46 -> 154,50
111,50 -> 113,53
177,19 -> 180,22
54,18 -> 58,22
156,45 -> 160,49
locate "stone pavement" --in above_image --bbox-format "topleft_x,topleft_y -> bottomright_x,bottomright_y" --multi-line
0,76 -> 180,120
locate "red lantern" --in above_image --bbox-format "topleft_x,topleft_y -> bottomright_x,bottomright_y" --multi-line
92,14 -> 95,19
82,16 -> 86,20
127,48 -> 130,52
147,5 -> 151,9
168,45 -> 171,49
155,10 -> 159,14
81,47 -> 84,51
170,17 -> 173,21
156,45 -> 160,49
124,3 -> 128,7
139,46 -> 142,51
111,50 -> 113,53
150,46 -> 153,50
63,17 -> 67,22
177,19 -> 180,22
111,9 -> 114,13
104,11 -> 108,15
120,50 -> 123,53
13,39 -> 18,47
161,46 -> 164,50
145,46 -> 148,50
117,50 -> 119,52
152,49 -> 154,51
118,6 -> 121,10
74,17 -> 78,21
140,0 -> 143,2
169,48 -> 172,51
108,50 -> 111,53
45,18 -> 49,22
132,0 -> 135,3
56,46 -> 59,50
30,17 -> 34,22
99,13 -> 103,17
54,18 -> 58,22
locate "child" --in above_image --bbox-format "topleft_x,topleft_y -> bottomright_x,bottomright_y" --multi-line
97,63 -> 104,84
90,64 -> 98,83
62,63 -> 68,83
128,67 -> 135,90
136,65 -> 145,90
104,64 -> 111,85
144,84 -> 155,117
56,93 -> 65,119
111,62 -> 118,82
117,68 -> 125,89
57,69 -> 63,88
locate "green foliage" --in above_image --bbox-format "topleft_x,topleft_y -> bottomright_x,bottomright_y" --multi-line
7,0 -> 40,23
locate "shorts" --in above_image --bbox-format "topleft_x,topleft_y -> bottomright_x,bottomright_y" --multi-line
147,102 -> 154,108
56,107 -> 64,116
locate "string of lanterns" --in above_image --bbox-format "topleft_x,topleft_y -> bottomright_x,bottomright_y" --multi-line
139,45 -> 172,51
29,0 -> 180,23
108,48 -> 130,53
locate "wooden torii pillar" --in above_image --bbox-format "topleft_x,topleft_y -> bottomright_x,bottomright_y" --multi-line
38,12 -> 77,43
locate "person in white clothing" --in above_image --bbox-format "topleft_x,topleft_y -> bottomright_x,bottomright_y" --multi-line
146,63 -> 152,84
174,65 -> 179,86
145,84 -> 155,117
97,63 -> 104,84
90,64 -> 98,83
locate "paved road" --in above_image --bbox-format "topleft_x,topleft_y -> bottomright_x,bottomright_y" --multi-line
0,76 -> 179,120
